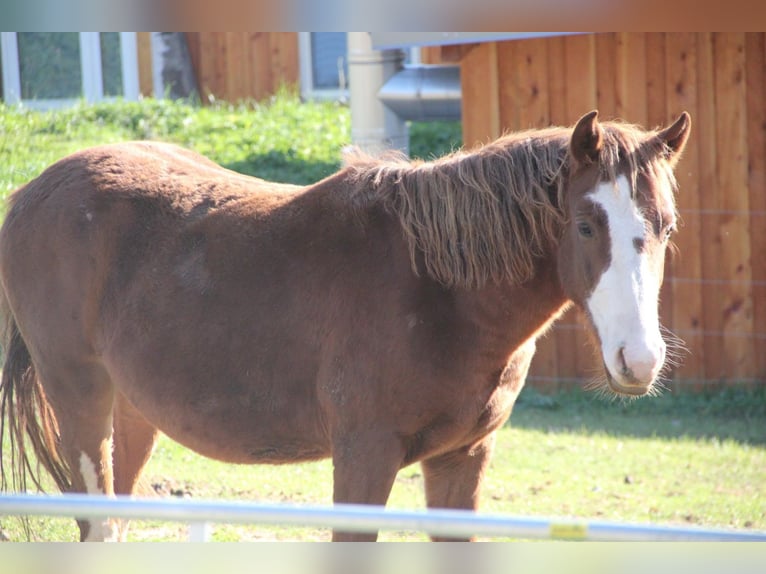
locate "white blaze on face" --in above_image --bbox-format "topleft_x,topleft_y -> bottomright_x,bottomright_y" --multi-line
79,452 -> 120,542
586,175 -> 665,389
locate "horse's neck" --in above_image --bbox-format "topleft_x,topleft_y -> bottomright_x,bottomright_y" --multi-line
456,257 -> 570,353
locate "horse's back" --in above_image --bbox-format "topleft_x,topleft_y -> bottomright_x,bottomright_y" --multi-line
0,141 -> 365,463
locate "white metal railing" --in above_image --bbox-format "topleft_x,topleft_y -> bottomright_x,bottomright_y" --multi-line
1,493 -> 765,541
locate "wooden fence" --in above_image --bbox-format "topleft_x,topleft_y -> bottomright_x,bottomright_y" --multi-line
181,33 -> 446,104
459,33 -> 765,388
176,32 -> 762,387
185,33 -> 299,103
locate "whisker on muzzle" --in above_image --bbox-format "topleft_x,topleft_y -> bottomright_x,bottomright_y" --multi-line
660,325 -> 688,369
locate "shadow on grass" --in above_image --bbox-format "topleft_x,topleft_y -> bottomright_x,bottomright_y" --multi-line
224,152 -> 341,186
510,385 -> 766,446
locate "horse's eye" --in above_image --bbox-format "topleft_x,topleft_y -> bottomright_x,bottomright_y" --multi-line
664,224 -> 677,241
577,221 -> 593,238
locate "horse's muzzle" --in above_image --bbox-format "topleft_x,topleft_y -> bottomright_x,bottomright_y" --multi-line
604,370 -> 653,396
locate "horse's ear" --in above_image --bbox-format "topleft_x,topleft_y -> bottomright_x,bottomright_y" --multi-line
657,111 -> 691,165
570,110 -> 603,167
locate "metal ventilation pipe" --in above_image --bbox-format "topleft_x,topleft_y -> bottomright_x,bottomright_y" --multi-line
347,32 -> 462,156
378,64 -> 461,123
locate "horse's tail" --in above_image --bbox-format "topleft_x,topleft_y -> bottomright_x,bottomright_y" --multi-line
0,285 -> 72,495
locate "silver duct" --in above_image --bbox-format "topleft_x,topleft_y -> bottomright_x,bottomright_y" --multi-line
378,64 -> 461,123
347,32 -> 461,156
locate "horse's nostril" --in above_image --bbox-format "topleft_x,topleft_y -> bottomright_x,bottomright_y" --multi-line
618,346 -> 630,376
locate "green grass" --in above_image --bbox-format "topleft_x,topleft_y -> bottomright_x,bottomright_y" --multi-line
0,92 -> 462,198
2,387 -> 763,542
0,97 -> 762,542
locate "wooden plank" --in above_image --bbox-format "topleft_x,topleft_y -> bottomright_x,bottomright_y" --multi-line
184,33 -> 200,80
646,34 -> 668,128
546,36 -> 567,126
713,32 -> 754,380
745,33 -> 766,381
564,34 -> 597,122
441,44 -> 477,63
137,32 -> 153,97
696,33 -> 723,382
615,33 -> 648,126
664,33 -> 703,387
271,32 -> 299,92
194,32 -> 216,101
595,33 -> 618,120
197,32 -> 228,102
496,40 -> 519,132
516,38 -> 550,129
247,32 -> 270,101
460,43 -> 500,147
224,32 -> 247,102
419,46 -> 442,64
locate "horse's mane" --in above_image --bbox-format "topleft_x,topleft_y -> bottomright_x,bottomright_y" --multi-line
346,122 -> 677,289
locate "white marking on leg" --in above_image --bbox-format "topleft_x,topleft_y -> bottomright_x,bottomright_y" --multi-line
586,175 -> 665,387
79,452 -> 101,496
79,452 -> 119,542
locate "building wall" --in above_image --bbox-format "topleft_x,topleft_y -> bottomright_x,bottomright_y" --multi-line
460,33 -> 766,389
185,32 -> 299,102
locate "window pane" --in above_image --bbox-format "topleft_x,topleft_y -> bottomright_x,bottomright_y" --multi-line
100,33 -> 123,97
310,33 -> 347,90
17,33 -> 82,99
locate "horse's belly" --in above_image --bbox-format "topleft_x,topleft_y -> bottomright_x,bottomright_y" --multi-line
163,413 -> 331,465
123,384 -> 332,465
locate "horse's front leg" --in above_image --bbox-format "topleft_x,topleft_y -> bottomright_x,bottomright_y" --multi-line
421,432 -> 497,542
330,430 -> 405,541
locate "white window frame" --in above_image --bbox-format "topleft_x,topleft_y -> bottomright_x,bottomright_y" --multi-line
298,33 -> 421,102
1,32 -> 139,109
298,32 -> 347,102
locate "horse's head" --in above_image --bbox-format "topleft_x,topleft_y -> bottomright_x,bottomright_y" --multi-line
557,110 -> 691,397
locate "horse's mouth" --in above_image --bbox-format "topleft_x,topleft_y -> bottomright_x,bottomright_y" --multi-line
604,366 -> 652,397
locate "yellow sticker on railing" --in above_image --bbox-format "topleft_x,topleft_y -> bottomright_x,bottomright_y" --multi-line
550,522 -> 588,540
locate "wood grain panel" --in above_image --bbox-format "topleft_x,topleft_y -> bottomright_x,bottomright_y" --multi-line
496,40 -> 520,132
713,33 -> 754,379
248,32 -> 271,101
460,43 -> 500,147
745,33 -> 766,382
516,38 -> 551,129
616,33 -> 648,126
271,32 -> 299,93
595,33 -> 618,119
224,33 -> 247,102
546,36 -> 568,127
664,33 -> 703,386
185,32 -> 298,103
696,33 -> 724,382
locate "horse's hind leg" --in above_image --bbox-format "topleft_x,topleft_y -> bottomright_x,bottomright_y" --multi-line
421,433 -> 497,542
113,393 -> 159,495
37,361 -> 119,541
112,392 -> 159,540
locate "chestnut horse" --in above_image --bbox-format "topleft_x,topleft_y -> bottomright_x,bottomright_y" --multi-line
0,110 -> 690,541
